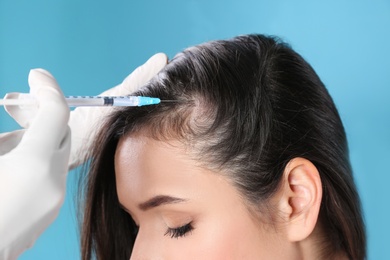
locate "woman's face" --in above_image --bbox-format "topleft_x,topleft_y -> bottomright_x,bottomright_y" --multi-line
115,134 -> 292,259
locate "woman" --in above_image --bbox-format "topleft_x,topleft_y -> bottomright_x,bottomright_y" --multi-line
79,34 -> 365,259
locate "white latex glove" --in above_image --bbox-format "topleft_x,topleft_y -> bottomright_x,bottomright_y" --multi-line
0,69 -> 71,260
6,54 -> 167,169
69,53 -> 167,169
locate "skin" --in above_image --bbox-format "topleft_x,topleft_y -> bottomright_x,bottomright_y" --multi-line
115,134 -> 302,259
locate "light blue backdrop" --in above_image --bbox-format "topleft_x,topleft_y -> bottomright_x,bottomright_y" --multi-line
1,1 -> 389,259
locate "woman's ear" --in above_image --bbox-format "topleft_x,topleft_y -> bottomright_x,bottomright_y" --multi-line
276,157 -> 322,242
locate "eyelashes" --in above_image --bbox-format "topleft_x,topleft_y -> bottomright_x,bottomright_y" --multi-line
126,211 -> 194,239
164,222 -> 194,239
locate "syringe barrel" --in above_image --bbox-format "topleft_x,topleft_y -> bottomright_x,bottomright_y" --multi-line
65,96 -> 105,107
0,94 -> 161,107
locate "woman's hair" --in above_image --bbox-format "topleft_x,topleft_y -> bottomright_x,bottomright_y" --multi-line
79,34 -> 365,259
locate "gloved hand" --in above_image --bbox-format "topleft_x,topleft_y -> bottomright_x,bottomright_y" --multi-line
0,54 -> 167,259
5,53 -> 167,170
67,53 -> 167,168
0,69 -> 71,260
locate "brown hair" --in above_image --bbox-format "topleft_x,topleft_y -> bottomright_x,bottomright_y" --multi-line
79,34 -> 366,259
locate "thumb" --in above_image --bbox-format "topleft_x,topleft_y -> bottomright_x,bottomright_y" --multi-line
19,69 -> 70,153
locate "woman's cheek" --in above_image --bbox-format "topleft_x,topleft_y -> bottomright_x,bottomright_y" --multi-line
168,219 -> 241,259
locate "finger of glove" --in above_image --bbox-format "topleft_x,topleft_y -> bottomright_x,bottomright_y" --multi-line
54,125 -> 71,175
101,52 -> 168,96
19,69 -> 70,154
67,53 -> 167,169
4,93 -> 39,128
0,130 -> 25,155
67,105 -> 104,169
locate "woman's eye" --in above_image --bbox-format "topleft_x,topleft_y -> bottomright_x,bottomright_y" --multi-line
164,222 -> 194,239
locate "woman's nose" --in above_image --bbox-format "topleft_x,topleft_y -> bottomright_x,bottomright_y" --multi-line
129,228 -> 164,260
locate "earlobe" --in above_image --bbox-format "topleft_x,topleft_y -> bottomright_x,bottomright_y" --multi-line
279,158 -> 322,242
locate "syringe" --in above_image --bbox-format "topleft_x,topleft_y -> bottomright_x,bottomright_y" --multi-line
0,93 -> 161,107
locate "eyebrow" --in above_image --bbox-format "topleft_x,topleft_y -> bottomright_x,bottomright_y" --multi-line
138,195 -> 187,211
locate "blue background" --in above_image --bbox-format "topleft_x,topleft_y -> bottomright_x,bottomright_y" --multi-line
1,1 -> 389,259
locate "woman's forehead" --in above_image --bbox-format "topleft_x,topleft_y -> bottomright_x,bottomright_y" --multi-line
114,135 -> 241,210
115,136 -> 201,196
